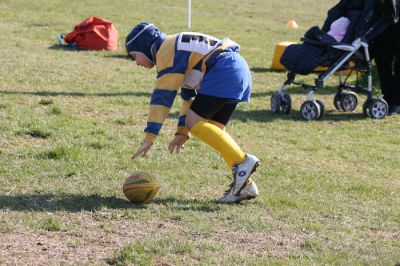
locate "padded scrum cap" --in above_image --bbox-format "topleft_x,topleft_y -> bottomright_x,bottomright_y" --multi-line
125,22 -> 163,63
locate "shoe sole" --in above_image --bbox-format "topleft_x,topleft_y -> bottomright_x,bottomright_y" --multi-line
234,161 -> 259,196
216,195 -> 257,204
234,194 -> 257,203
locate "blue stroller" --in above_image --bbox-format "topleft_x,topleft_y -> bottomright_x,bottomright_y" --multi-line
272,0 -> 399,120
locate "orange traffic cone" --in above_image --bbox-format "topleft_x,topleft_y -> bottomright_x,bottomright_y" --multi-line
286,20 -> 299,29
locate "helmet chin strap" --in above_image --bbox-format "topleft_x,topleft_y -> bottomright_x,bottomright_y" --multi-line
150,43 -> 157,65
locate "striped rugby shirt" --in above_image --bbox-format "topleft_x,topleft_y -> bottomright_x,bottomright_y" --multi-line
144,32 -> 238,143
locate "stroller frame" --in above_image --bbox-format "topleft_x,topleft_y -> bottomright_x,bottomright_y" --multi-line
271,0 -> 399,120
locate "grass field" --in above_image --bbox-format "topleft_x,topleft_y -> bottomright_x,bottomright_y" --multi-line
1,0 -> 399,265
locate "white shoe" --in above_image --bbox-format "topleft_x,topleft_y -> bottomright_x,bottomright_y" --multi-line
216,181 -> 259,204
232,154 -> 259,196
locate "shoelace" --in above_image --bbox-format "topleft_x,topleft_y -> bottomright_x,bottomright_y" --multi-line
224,181 -> 234,194
231,164 -> 238,175
221,173 -> 235,195
221,164 -> 240,196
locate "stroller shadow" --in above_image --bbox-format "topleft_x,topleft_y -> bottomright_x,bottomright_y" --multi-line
0,193 -> 219,213
251,67 -> 284,73
231,108 -> 367,123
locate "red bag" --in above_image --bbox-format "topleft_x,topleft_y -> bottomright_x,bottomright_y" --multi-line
63,16 -> 118,51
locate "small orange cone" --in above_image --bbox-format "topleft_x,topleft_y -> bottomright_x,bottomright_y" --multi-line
286,20 -> 299,29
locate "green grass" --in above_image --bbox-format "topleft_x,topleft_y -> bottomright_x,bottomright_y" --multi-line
38,98 -> 54,105
1,0 -> 400,265
40,216 -> 63,231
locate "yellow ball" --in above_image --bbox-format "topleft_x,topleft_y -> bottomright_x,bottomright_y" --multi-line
122,171 -> 160,203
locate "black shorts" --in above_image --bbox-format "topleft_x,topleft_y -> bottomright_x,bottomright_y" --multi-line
190,94 -> 238,125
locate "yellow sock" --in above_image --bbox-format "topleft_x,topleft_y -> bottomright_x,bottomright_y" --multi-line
202,128 -> 253,185
190,120 -> 246,166
221,132 -> 234,170
220,132 -> 244,168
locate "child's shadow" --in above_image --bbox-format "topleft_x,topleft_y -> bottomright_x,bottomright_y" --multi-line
0,193 -> 220,212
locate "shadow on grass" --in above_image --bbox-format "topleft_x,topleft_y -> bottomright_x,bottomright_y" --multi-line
0,85 -> 342,99
103,54 -> 132,60
231,109 -> 367,122
48,44 -> 80,51
153,196 -> 220,212
0,193 -> 219,212
0,86 -> 336,100
252,84 -> 343,98
0,88 -> 367,122
0,90 -> 151,98
48,45 -> 130,60
0,86 -> 344,99
251,67 -> 284,73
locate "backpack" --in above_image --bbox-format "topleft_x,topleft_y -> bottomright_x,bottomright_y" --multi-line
59,16 -> 118,50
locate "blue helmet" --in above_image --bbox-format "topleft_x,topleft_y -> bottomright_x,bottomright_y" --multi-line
125,22 -> 164,63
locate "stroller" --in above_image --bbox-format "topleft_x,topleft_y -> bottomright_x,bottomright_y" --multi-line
272,0 -> 399,120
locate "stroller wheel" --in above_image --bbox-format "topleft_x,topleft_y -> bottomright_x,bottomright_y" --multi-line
333,92 -> 341,110
271,93 -> 281,113
340,92 -> 358,112
362,99 -> 371,117
369,99 -> 388,119
300,100 -> 321,121
281,93 -> 292,114
315,100 -> 326,119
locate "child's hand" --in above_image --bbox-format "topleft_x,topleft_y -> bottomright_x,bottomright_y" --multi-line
168,134 -> 189,154
132,141 -> 153,159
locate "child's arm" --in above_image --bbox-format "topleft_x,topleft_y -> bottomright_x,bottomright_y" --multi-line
137,34 -> 204,151
144,88 -> 180,143
143,35 -> 201,143
133,81 -> 183,158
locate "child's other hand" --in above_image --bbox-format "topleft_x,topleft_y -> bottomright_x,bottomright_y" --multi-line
168,134 -> 189,154
132,141 -> 153,159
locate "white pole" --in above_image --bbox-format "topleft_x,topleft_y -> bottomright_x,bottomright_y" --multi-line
187,0 -> 191,30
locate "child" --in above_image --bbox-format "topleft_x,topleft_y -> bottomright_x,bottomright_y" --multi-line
327,17 -> 350,42
126,22 -> 260,203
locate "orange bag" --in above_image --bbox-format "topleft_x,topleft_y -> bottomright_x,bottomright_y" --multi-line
63,16 -> 118,51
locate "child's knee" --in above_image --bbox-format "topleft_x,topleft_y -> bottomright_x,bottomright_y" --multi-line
186,110 -> 203,129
